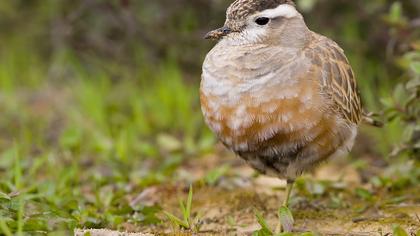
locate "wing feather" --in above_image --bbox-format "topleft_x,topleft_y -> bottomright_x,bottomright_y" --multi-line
306,36 -> 362,124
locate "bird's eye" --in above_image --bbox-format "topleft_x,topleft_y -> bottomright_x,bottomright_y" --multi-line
255,17 -> 270,25
222,28 -> 231,34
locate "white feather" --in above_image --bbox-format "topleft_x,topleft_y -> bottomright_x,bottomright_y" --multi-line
258,4 -> 298,19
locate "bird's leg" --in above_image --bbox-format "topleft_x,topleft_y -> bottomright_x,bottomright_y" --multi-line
283,179 -> 294,207
276,179 -> 295,233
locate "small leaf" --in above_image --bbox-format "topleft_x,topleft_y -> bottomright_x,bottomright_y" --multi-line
370,176 -> 384,188
406,78 -> 420,90
0,192 -> 11,200
380,97 -> 394,108
255,210 -> 273,235
60,127 -> 82,149
179,200 -> 187,224
393,225 -> 409,236
393,84 -> 407,103
410,62 -> 420,75
389,2 -> 402,22
355,188 -> 373,201
278,206 -> 294,233
385,196 -> 407,204
275,233 -> 294,236
185,185 -> 193,226
0,219 -> 13,236
227,216 -> 236,227
402,126 -> 415,143
300,233 -> 318,236
163,211 -> 189,229
204,165 -> 230,185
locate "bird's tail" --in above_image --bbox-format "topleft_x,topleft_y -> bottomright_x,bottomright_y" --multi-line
362,111 -> 384,127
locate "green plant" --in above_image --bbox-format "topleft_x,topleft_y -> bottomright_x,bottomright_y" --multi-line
380,3 -> 420,159
0,219 -> 13,236
278,206 -> 294,233
163,185 -> 195,230
203,164 -> 230,186
392,225 -> 409,236
253,208 -> 298,236
253,210 -> 274,236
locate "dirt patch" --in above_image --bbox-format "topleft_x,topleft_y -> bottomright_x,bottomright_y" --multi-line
77,153 -> 420,235
75,229 -> 154,236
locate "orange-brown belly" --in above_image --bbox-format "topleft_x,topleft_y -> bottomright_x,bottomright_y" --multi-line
200,79 -> 354,179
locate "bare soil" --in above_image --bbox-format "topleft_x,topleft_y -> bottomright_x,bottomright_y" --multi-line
78,150 -> 420,235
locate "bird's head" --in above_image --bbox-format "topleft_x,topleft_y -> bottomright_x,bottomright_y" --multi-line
205,0 -> 309,47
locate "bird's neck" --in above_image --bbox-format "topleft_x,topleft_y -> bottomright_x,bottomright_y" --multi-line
276,18 -> 311,50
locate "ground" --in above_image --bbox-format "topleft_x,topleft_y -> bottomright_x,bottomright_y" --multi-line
76,146 -> 420,235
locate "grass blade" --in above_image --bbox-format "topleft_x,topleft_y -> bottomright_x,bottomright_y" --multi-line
0,219 -> 13,236
179,199 -> 187,226
163,211 -> 189,229
393,225 -> 409,236
255,210 -> 273,235
278,206 -> 294,233
17,197 -> 25,236
185,185 -> 193,225
13,143 -> 21,190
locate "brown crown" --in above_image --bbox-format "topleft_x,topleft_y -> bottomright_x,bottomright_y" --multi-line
227,0 -> 295,20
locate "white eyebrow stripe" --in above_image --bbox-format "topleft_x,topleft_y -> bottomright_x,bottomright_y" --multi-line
258,4 -> 298,19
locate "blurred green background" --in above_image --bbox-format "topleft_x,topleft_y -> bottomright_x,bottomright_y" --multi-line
0,0 -> 419,234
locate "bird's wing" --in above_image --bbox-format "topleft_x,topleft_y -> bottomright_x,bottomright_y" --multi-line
305,36 -> 363,124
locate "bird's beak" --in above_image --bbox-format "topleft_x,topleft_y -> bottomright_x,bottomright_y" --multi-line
204,26 -> 232,40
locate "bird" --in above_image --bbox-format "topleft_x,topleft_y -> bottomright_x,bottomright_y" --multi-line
200,0 -> 380,213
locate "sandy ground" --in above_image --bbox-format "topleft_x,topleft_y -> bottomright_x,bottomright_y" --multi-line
75,229 -> 154,236
75,150 -> 420,235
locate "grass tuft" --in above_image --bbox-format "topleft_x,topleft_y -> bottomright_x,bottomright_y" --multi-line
163,185 -> 195,230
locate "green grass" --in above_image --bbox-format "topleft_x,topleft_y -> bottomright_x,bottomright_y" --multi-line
163,185 -> 195,230
0,43 -> 214,234
253,210 -> 310,236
